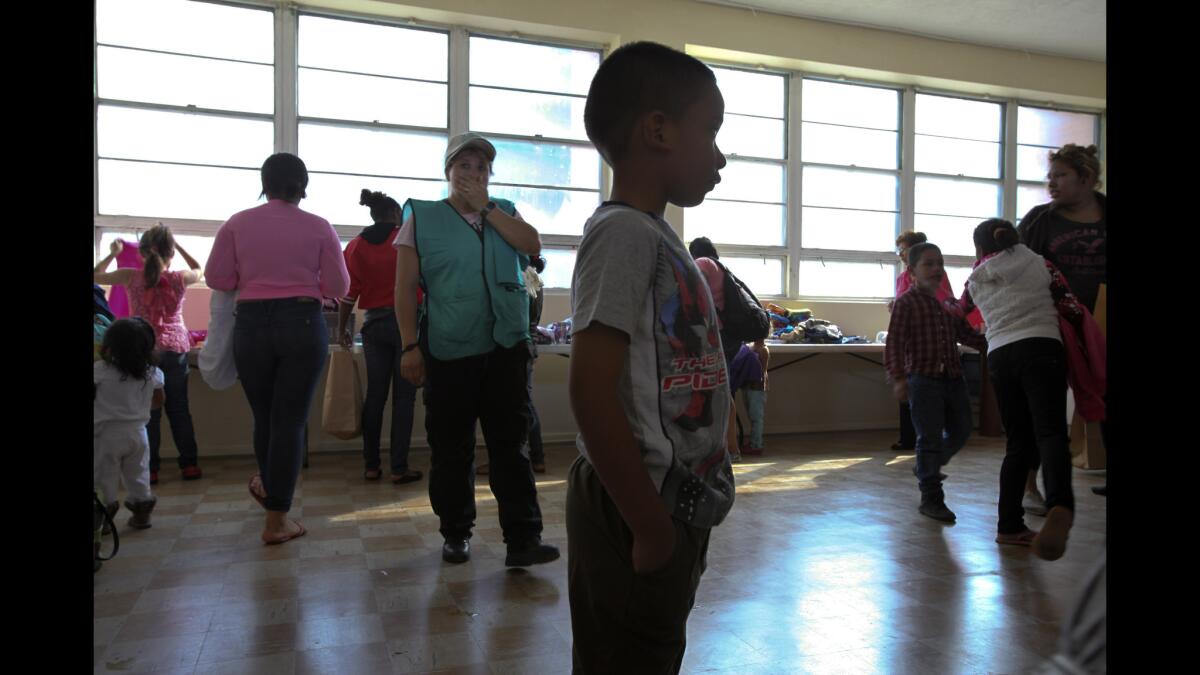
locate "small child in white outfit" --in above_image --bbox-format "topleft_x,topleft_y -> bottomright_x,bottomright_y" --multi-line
94,317 -> 164,530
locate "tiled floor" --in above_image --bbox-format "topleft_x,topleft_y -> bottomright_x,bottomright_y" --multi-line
94,430 -> 1106,674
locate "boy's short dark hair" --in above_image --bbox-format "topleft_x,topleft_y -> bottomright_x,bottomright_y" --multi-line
584,41 -> 717,164
688,236 -> 719,260
907,242 -> 941,268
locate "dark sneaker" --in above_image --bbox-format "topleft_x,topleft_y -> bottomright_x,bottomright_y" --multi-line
505,539 -> 561,567
442,537 -> 470,564
919,494 -> 956,523
181,465 -> 203,481
124,496 -> 157,530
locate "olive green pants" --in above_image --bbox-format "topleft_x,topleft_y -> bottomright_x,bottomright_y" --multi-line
567,456 -> 711,674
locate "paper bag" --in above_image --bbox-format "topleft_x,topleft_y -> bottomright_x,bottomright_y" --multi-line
321,348 -> 363,440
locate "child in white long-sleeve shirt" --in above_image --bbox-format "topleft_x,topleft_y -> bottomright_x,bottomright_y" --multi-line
94,317 -> 164,530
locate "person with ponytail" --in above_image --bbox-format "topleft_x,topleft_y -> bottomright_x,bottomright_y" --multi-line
95,225 -> 204,484
336,189 -> 423,484
961,218 -> 1086,561
1018,143 -> 1108,498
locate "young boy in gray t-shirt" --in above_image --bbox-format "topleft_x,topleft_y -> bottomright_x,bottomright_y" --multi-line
567,42 -> 734,673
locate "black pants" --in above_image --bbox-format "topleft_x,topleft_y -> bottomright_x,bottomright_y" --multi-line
567,456 -> 710,674
526,354 -> 544,464
989,338 -> 1075,534
147,350 -> 200,471
423,341 -> 543,544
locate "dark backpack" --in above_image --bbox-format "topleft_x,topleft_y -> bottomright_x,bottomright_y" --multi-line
712,259 -> 771,344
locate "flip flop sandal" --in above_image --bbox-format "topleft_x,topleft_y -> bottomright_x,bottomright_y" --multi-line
262,520 -> 307,546
391,470 -> 423,484
364,469 -> 383,480
248,474 -> 267,509
995,529 -> 1037,546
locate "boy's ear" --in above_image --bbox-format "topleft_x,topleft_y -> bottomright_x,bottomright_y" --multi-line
640,110 -> 672,153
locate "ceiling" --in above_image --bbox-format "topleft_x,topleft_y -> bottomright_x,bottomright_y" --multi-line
695,0 -> 1106,62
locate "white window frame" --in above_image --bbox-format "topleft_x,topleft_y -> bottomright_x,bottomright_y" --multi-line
93,0 -> 609,279
695,59 -> 1105,302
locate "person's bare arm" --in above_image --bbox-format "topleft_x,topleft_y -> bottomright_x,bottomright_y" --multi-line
395,245 -> 423,385
570,322 -> 676,573
336,297 -> 356,349
174,241 -> 204,285
94,239 -> 134,285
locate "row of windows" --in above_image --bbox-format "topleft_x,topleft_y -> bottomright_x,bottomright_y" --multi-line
94,0 -> 1102,299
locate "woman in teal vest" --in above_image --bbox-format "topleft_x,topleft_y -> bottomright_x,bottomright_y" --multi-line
392,133 -> 559,567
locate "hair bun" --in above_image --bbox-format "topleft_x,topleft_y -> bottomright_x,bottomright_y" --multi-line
359,189 -> 371,205
1086,144 -> 1098,155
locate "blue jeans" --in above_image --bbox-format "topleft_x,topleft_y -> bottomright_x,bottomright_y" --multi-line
907,373 -> 973,494
360,312 -> 417,474
147,350 -> 199,471
233,298 -> 328,513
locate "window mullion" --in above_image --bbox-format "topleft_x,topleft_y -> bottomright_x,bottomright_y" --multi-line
449,27 -> 469,136
787,72 -> 802,300
1003,99 -> 1019,222
900,87 -> 916,239
276,4 -> 297,154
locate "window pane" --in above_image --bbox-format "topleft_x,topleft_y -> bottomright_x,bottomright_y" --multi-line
1017,107 -> 1098,148
713,68 -> 785,118
945,265 -> 971,299
298,16 -> 447,81
469,87 -> 588,141
684,200 -> 785,247
98,160 -> 262,220
171,234 -> 216,273
490,139 -> 600,190
912,214 -> 980,257
97,47 -> 274,113
1017,145 -> 1054,182
1016,184 -> 1050,222
719,115 -> 785,160
489,186 -> 599,237
304,174 -> 446,226
801,207 -> 895,252
708,161 -> 784,203
299,69 -> 447,128
914,176 -> 1000,218
97,106 -> 273,168
802,167 -> 897,212
799,260 -> 894,298
469,37 -> 598,95
96,0 -> 273,63
721,257 -> 784,297
914,136 -> 1000,179
541,248 -> 577,290
298,124 -> 447,179
802,122 -> 898,170
802,80 -> 899,131
915,94 -> 1001,141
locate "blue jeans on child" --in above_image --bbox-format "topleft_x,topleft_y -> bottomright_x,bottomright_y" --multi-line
233,298 -> 329,513
907,373 -> 973,494
147,350 -> 200,472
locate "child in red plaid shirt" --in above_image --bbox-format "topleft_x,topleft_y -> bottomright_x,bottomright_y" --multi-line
885,243 -> 987,522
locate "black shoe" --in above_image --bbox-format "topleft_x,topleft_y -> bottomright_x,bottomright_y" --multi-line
1091,484 -> 1107,496
124,496 -> 157,530
505,539 -> 561,567
919,494 -> 956,523
442,538 -> 470,564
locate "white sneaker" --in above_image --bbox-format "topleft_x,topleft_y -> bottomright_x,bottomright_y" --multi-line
1023,490 -> 1048,516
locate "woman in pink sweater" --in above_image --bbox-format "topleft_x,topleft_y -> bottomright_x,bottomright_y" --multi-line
206,153 -> 350,545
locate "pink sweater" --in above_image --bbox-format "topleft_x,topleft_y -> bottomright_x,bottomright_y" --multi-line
206,200 -> 350,302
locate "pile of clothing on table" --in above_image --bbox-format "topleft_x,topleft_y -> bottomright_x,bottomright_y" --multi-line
533,317 -> 573,345
764,303 -> 869,345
